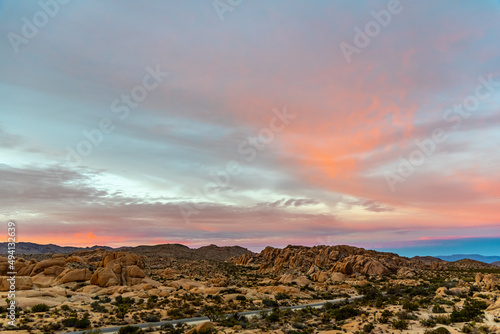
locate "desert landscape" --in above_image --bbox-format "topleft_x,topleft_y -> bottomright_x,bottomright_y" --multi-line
2,2 -> 500,334
1,244 -> 499,334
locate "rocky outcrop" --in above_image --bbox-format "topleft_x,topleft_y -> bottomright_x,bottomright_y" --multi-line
90,251 -> 147,287
476,273 -> 499,291
230,245 -> 416,277
90,268 -> 119,287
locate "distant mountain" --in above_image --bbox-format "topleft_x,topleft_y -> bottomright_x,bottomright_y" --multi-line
492,261 -> 500,267
126,243 -> 253,261
0,242 -> 253,261
447,259 -> 499,270
436,254 -> 500,263
0,242 -> 114,255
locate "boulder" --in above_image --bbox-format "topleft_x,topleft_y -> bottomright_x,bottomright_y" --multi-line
31,273 -> 55,288
187,322 -> 215,334
44,265 -> 65,277
57,268 -> 92,284
436,287 -> 449,298
18,263 -> 36,276
31,259 -> 66,275
125,265 -> 145,278
483,274 -> 499,291
90,268 -> 119,287
0,276 -> 33,291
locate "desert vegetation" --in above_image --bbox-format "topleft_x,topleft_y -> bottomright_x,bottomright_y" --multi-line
0,244 -> 499,333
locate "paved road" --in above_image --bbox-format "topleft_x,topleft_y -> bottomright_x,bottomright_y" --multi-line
63,296 -> 363,334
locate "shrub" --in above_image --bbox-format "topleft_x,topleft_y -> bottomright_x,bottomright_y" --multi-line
332,305 -> 361,321
424,328 -> 450,334
236,295 -> 246,301
363,323 -> 375,333
275,292 -> 289,300
392,319 -> 408,330
357,284 -> 383,302
143,315 -> 159,322
420,317 -> 436,328
91,301 -> 107,313
450,299 -> 487,323
403,300 -> 419,311
31,303 -> 50,313
118,325 -> 143,334
262,299 -> 279,307
61,305 -> 71,311
63,318 -> 91,329
432,304 -> 446,313
433,315 -> 451,325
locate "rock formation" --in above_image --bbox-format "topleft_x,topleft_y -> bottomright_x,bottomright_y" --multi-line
230,245 -> 418,278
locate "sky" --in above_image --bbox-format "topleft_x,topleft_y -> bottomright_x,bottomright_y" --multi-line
1,0 -> 500,256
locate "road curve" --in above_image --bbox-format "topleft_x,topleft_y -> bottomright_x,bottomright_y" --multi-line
62,296 -> 363,334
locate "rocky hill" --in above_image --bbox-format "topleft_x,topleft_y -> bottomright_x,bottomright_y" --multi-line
230,244 -> 426,277
0,249 -> 155,292
493,261 -> 500,267
125,243 -> 252,261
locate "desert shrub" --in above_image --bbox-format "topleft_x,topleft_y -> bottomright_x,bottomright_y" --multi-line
363,323 -> 375,333
392,319 -> 408,330
403,299 -> 419,311
118,325 -> 143,334
331,305 -> 361,321
31,303 -> 50,313
202,305 -> 225,322
143,315 -> 159,322
267,310 -> 280,322
397,311 -> 417,320
421,317 -> 436,327
61,304 -> 71,311
114,295 -> 135,306
433,315 -> 451,325
236,295 -> 246,301
424,327 -> 450,334
63,318 -> 91,329
91,301 -> 107,313
357,284 -> 383,302
275,292 -> 290,300
450,299 -> 487,323
323,302 -> 341,310
262,299 -> 279,307
432,304 -> 446,313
